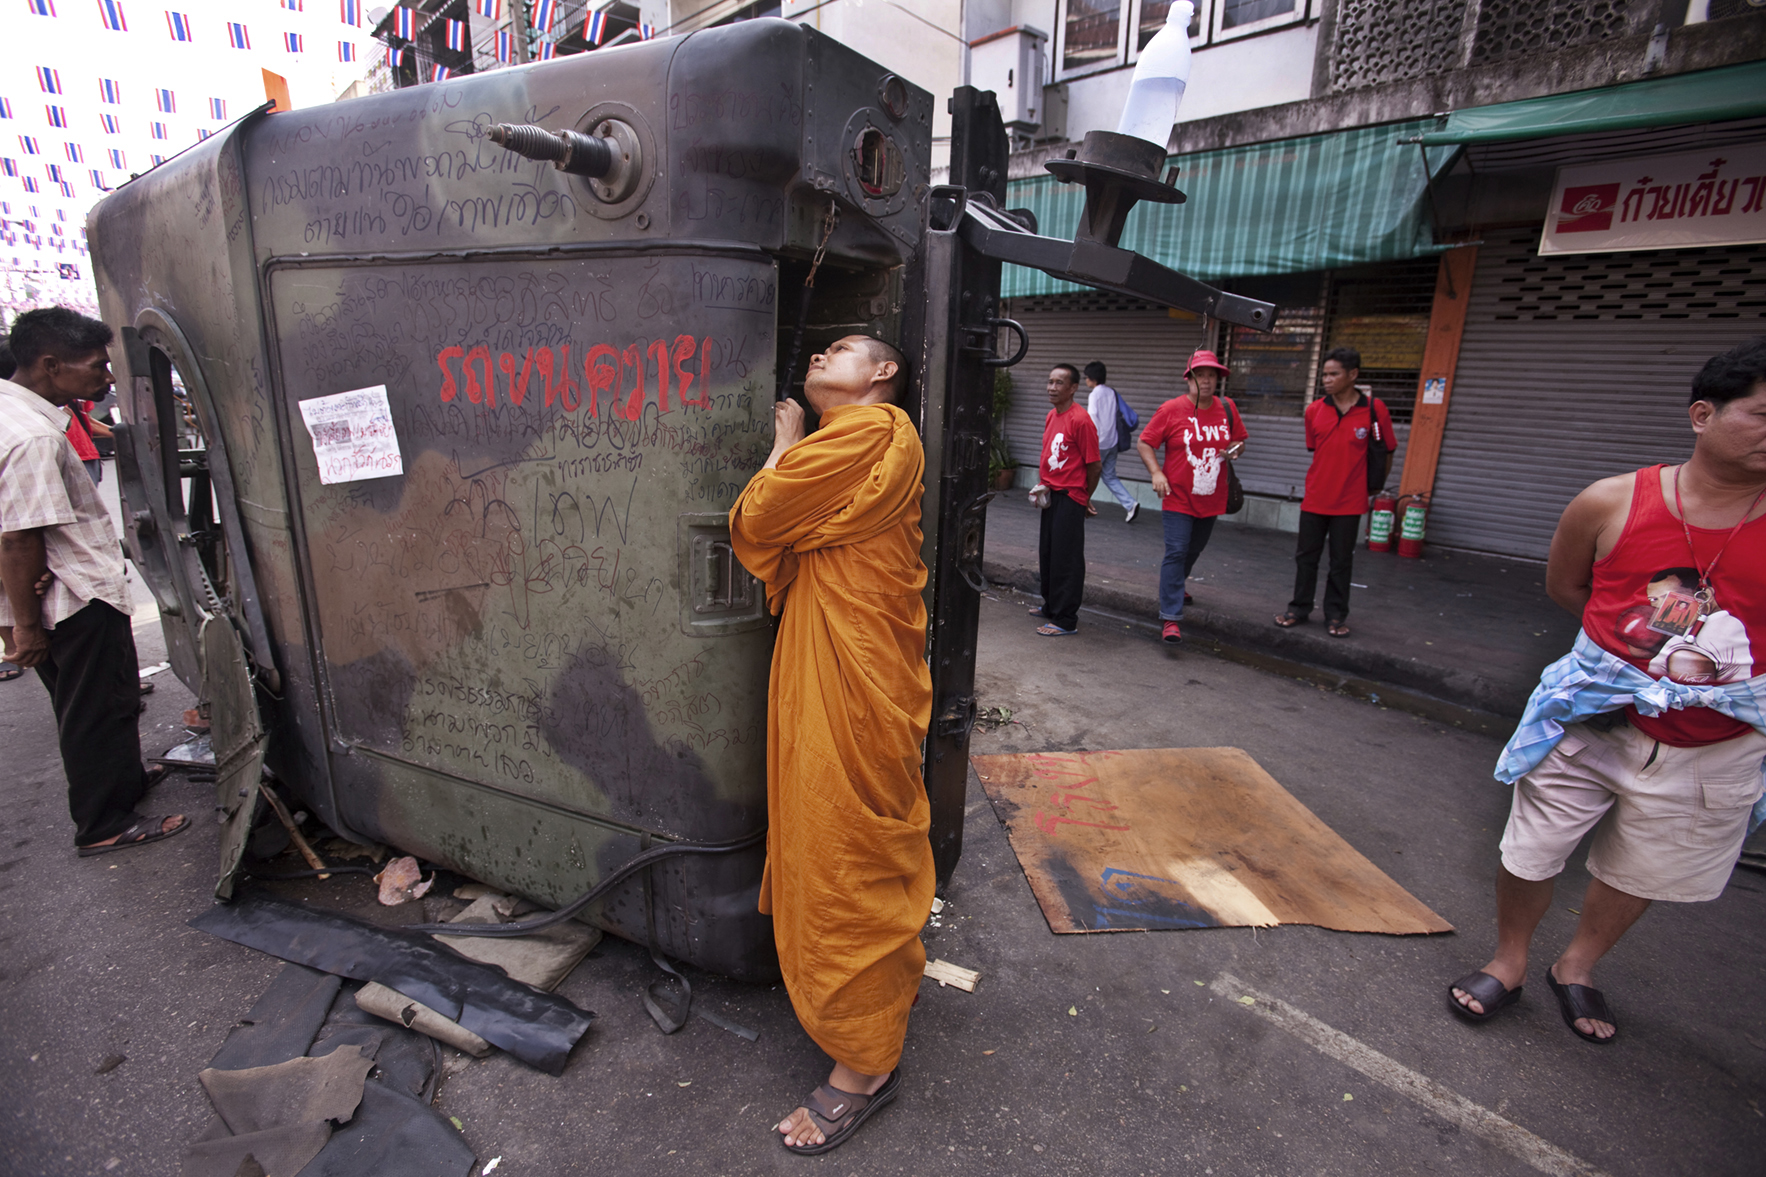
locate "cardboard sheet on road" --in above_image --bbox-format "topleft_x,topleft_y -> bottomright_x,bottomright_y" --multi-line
972,748 -> 1452,935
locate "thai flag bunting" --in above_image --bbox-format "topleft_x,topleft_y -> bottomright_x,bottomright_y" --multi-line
59,180 -> 74,196
530,0 -> 555,31
108,147 -> 124,167
385,45 -> 405,66
98,78 -> 121,104
337,41 -> 355,61
89,168 -> 107,188
474,0 -> 500,17
392,5 -> 412,38
166,11 -> 191,40
151,153 -> 165,164
285,32 -> 303,52
26,0 -> 55,14
22,177 -> 37,192
227,21 -> 250,49
0,160 -> 15,176
584,10 -> 606,43
197,127 -> 210,139
209,98 -> 226,120
639,22 -> 655,39
64,142 -> 82,161
494,29 -> 511,61
535,41 -> 555,59
445,19 -> 466,51
281,0 -> 303,9
430,64 -> 450,82
46,106 -> 67,128
20,136 -> 39,154
340,0 -> 360,26
100,113 -> 121,133
47,163 -> 62,181
157,89 -> 174,112
0,99 -> 10,119
37,67 -> 62,94
151,121 -> 167,138
96,0 -> 126,30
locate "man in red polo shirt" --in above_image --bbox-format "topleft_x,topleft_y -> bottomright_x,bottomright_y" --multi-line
1276,347 -> 1393,638
1032,363 -> 1100,636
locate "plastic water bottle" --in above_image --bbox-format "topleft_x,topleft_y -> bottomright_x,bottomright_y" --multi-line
1116,0 -> 1194,148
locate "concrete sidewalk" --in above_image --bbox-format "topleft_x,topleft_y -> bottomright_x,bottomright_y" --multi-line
982,493 -> 1578,729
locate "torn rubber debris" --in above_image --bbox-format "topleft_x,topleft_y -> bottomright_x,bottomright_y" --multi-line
191,896 -> 595,1075
355,982 -> 491,1058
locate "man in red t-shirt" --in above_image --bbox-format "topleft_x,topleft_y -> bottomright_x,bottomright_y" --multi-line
1032,364 -> 1100,635
1276,347 -> 1393,638
1449,338 -> 1766,1045
1135,350 -> 1246,644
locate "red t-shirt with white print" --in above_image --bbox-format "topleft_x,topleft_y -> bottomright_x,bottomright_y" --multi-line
1040,401 -> 1101,506
1139,395 -> 1247,518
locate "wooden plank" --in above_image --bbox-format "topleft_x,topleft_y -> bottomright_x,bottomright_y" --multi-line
923,959 -> 981,991
971,749 -> 1452,936
1397,245 -> 1480,500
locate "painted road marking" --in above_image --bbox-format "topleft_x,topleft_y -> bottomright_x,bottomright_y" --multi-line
1209,972 -> 1612,1177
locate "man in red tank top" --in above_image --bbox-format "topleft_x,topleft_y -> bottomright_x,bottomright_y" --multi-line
1449,338 -> 1766,1045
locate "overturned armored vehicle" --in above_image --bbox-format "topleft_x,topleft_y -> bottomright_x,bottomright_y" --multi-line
87,18 -> 1273,981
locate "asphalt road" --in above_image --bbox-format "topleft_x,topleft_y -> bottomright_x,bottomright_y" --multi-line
3,592 -> 1763,1176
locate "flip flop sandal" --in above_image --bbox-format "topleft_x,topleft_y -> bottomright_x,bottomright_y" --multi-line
1273,613 -> 1305,628
1547,968 -> 1616,1045
144,765 -> 169,790
77,813 -> 191,857
782,1070 -> 901,1156
1027,605 -> 1045,616
1035,622 -> 1077,636
1447,970 -> 1522,1023
1328,621 -> 1352,638
0,663 -> 21,682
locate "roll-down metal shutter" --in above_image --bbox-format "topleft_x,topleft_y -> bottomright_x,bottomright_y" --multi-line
999,295 -> 1205,478
1430,232 -> 1766,559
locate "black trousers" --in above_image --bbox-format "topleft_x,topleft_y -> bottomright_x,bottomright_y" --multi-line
1290,511 -> 1361,623
34,600 -> 148,844
1037,490 -> 1087,631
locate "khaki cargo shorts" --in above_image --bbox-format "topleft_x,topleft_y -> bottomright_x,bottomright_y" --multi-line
1499,719 -> 1766,903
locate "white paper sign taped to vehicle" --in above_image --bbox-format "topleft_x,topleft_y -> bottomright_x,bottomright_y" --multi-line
299,385 -> 403,485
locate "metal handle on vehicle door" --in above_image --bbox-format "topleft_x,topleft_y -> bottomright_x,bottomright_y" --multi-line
954,491 -> 996,594
983,318 -> 1028,369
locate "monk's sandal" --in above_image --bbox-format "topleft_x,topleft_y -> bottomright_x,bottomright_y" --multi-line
781,1069 -> 901,1155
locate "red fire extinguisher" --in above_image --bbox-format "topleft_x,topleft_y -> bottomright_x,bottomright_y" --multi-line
1397,493 -> 1430,558
1367,491 -> 1397,552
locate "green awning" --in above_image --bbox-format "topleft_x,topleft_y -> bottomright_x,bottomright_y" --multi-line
1416,61 -> 1766,146
1002,119 -> 1456,299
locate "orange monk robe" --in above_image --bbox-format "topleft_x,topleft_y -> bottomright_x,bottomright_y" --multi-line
729,402 -> 935,1075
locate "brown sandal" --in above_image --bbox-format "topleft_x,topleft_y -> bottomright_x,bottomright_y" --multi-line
781,1070 -> 901,1155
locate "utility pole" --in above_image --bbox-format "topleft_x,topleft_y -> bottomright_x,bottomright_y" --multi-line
512,0 -> 530,63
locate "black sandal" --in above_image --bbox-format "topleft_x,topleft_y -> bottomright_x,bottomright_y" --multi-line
1547,967 -> 1616,1045
77,814 -> 190,857
1274,612 -> 1305,628
1447,970 -> 1522,1023
781,1070 -> 901,1155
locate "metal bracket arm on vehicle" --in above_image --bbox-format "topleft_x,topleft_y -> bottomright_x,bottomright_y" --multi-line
950,195 -> 1277,331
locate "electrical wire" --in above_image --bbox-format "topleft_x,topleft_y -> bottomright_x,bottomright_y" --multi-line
397,828 -> 767,938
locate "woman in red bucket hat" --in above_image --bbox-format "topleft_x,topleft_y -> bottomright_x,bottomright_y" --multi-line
1133,349 -> 1248,643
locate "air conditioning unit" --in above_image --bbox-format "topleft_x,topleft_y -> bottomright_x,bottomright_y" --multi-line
968,26 -> 1049,142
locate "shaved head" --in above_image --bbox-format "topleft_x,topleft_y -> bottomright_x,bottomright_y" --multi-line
857,336 -> 908,402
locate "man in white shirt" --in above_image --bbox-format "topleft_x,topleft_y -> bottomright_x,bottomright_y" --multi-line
1084,362 -> 1139,523
1,307 -> 185,856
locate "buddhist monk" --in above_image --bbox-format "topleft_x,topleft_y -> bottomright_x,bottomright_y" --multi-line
730,335 -> 934,1155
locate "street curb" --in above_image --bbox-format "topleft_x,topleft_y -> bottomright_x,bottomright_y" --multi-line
984,557 -> 1521,736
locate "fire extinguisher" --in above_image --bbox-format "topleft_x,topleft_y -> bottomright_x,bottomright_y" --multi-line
1367,491 -> 1397,552
1397,493 -> 1430,558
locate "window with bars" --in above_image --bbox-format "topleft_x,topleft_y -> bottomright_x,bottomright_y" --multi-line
1222,271 -> 1326,419
1484,234 -> 1766,322
1322,257 -> 1439,423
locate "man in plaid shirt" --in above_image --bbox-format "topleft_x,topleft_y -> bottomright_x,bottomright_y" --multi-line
1,307 -> 186,855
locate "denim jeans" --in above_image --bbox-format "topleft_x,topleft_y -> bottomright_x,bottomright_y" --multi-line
1158,510 -> 1216,621
1097,449 -> 1134,511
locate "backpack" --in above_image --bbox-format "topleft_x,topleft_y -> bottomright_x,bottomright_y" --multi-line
1113,388 -> 1139,453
